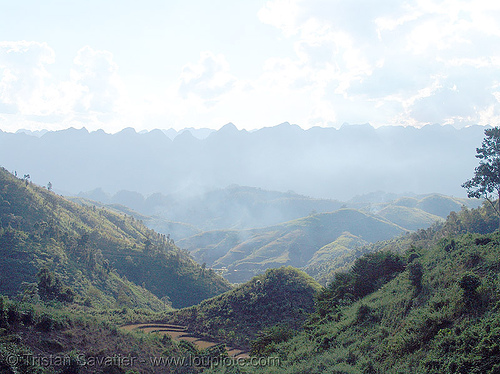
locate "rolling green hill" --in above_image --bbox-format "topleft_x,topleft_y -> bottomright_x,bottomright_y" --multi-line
165,266 -> 322,350
369,193 -> 480,219
414,194 -> 476,218
303,232 -> 370,284
179,209 -> 406,283
70,189 -> 479,288
375,205 -> 444,231
0,167 -> 231,309
68,196 -> 202,245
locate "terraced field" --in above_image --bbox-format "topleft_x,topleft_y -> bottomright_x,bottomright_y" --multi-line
121,323 -> 249,358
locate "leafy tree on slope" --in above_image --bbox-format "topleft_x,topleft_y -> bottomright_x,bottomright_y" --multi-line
462,127 -> 500,228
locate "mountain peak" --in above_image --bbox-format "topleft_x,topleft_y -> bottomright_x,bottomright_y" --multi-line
116,127 -> 137,136
143,128 -> 168,139
218,122 -> 238,133
340,123 -> 374,130
173,129 -> 197,143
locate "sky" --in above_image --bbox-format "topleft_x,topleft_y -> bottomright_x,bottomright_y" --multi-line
0,0 -> 500,133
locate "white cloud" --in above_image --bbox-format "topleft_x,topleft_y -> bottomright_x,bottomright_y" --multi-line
178,51 -> 236,106
0,41 -> 56,115
255,0 -> 500,128
2,1 -> 500,131
0,43 -> 126,131
71,46 -> 122,113
257,0 -> 302,37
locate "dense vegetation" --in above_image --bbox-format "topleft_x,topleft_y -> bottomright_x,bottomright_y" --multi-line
206,201 -> 500,373
165,267 -> 322,350
0,166 -> 238,373
0,167 -> 231,309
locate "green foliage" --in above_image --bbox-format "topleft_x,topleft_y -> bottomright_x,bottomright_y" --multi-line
250,324 -> 295,356
316,251 -> 405,317
462,127 -> 500,201
462,127 -> 500,227
350,251 -> 406,298
0,298 -> 201,373
459,272 -> 481,307
407,261 -> 424,291
37,268 -> 75,303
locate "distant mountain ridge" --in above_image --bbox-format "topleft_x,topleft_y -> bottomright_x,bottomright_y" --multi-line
0,123 -> 487,200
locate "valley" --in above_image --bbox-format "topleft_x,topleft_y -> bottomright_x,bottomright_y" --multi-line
70,187 -> 480,284
1,124 -> 499,374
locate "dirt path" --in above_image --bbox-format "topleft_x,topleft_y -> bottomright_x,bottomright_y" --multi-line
121,323 -> 249,359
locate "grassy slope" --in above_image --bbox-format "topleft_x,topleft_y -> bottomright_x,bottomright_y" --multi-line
303,232 -> 370,285
208,202 -> 500,374
414,194 -> 479,218
179,209 -> 405,283
0,167 -> 230,309
375,205 -> 444,231
165,267 -> 322,350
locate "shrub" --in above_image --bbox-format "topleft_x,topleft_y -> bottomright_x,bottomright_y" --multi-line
350,252 -> 406,298
355,304 -> 374,324
250,324 -> 295,356
37,268 -> 76,303
6,303 -> 20,325
408,262 -> 424,291
36,314 -> 55,332
459,273 -> 481,298
459,272 -> 481,310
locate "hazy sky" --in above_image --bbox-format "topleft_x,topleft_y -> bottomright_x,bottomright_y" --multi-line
1,0 -> 499,132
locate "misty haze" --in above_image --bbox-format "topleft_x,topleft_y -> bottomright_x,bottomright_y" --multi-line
2,1 -> 500,373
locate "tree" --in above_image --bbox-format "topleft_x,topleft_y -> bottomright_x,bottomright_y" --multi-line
37,268 -> 75,303
407,261 -> 423,292
462,127 -> 500,228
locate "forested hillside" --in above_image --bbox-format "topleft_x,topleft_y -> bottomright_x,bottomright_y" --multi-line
0,167 -> 231,309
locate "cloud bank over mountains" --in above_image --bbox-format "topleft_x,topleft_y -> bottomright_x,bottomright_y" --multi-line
0,0 -> 499,132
